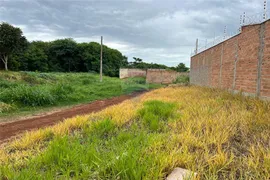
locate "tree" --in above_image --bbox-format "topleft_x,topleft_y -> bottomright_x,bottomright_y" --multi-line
175,63 -> 189,72
0,22 -> 27,70
48,39 -> 79,72
24,44 -> 49,71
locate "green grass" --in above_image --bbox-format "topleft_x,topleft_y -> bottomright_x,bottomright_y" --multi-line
0,71 -> 162,119
0,101 -> 176,179
1,87 -> 270,179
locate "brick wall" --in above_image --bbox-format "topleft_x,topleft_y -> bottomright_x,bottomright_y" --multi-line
119,68 -> 147,79
190,19 -> 270,100
146,69 -> 189,84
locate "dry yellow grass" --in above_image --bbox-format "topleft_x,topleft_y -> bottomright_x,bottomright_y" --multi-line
1,86 -> 270,179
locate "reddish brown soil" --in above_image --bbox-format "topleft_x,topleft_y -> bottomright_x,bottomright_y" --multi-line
0,91 -> 145,143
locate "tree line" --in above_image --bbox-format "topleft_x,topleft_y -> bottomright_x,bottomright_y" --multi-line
0,22 -> 189,77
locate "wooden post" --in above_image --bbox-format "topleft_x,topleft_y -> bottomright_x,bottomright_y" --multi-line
100,36 -> 103,82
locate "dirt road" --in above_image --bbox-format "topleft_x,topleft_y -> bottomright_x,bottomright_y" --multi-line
0,91 -> 145,143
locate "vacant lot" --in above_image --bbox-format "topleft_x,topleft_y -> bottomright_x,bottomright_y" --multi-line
1,86 -> 269,179
0,71 -> 161,120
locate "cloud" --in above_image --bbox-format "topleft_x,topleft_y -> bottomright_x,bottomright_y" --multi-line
0,0 -> 267,67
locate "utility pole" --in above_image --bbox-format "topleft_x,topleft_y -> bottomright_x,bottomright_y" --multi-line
100,36 -> 103,82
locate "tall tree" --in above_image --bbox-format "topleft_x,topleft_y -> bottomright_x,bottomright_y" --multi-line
48,39 -> 79,72
0,22 -> 27,70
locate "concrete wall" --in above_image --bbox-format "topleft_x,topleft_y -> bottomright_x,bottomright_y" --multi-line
190,19 -> 270,100
119,68 -> 147,79
146,69 -> 189,84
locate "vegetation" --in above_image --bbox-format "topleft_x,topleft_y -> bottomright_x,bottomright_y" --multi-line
1,87 -> 269,179
126,57 -> 189,72
0,22 -> 128,77
0,22 -> 27,70
0,22 -> 189,77
0,71 -> 161,118
174,75 -> 190,85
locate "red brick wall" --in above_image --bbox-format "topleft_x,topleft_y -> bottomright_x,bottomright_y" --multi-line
261,21 -> 270,98
235,24 -> 261,94
191,20 -> 270,100
146,69 -> 188,84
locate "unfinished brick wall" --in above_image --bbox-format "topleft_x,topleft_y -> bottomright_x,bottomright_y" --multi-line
146,69 -> 188,84
261,20 -> 270,98
119,68 -> 147,79
191,19 -> 270,100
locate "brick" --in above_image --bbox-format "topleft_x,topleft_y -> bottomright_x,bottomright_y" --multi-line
191,19 -> 270,98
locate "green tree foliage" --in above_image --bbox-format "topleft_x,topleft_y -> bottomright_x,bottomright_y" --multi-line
1,22 -> 188,76
127,57 -> 190,72
127,57 -> 169,69
47,39 -> 79,72
174,62 -> 189,72
0,22 -> 28,70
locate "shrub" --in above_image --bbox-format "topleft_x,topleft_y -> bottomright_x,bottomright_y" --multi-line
174,75 -> 189,85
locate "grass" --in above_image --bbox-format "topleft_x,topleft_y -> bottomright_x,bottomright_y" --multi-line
0,71 -> 162,119
0,86 -> 270,179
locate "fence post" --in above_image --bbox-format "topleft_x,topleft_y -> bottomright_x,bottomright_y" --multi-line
256,23 -> 266,97
232,37 -> 239,91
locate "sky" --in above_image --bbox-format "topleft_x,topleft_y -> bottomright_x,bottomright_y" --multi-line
0,0 -> 267,67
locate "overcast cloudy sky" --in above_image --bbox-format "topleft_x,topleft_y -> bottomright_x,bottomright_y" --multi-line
0,0 -> 267,67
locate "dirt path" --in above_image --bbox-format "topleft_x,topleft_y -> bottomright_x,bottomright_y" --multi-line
0,91 -> 145,143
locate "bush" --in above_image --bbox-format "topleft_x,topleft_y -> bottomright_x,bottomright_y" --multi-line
174,75 -> 189,85
0,85 -> 55,106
